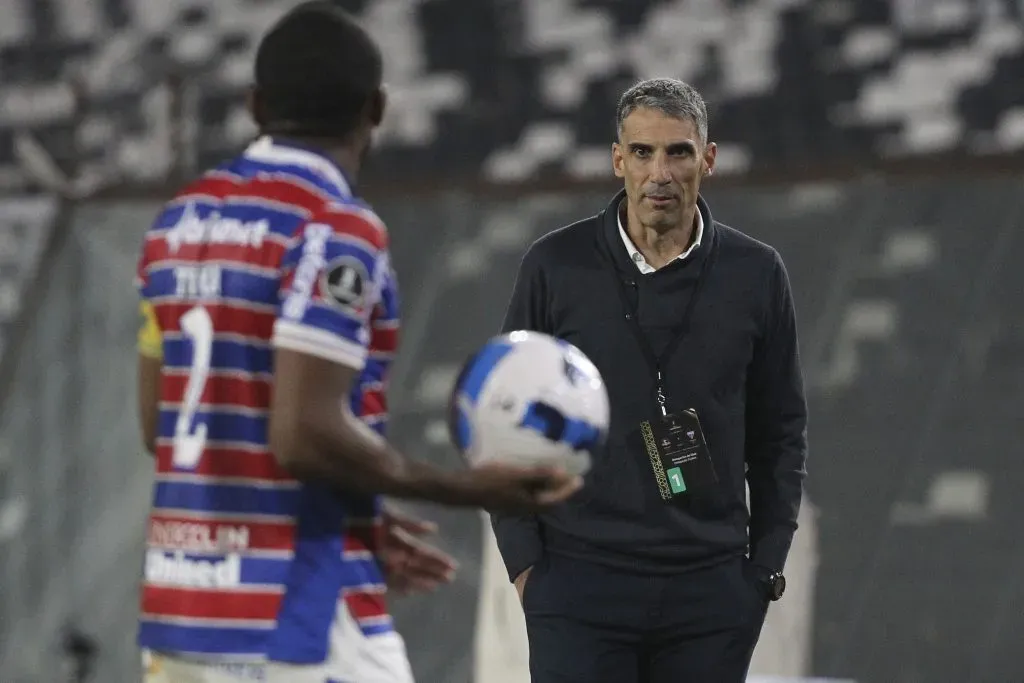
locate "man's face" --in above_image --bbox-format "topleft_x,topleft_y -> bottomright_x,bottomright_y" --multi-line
612,107 -> 716,232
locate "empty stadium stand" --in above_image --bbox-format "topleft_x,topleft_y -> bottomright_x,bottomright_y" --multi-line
2,2 -> 1024,682
0,197 -> 57,360
3,0 -> 1024,189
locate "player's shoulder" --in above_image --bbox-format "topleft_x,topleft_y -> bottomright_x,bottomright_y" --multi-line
303,198 -> 389,252
144,166 -> 240,230
162,163 -> 246,210
153,154 -> 323,223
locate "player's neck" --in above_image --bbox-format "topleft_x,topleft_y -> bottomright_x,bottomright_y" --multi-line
270,134 -> 363,184
323,147 -> 362,184
625,203 -> 696,269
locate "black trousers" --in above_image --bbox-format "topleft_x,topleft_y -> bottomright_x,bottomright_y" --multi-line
523,554 -> 768,683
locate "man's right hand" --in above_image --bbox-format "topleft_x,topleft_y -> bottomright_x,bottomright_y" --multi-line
513,566 -> 533,603
459,462 -> 583,513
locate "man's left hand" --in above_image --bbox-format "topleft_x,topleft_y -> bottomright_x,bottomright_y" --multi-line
380,506 -> 458,596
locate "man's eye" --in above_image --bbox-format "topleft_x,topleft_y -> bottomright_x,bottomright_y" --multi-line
634,148 -> 649,158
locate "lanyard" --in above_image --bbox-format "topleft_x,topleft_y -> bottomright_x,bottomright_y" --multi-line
606,231 -> 717,416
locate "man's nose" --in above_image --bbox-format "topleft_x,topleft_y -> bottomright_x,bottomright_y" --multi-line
650,155 -> 672,182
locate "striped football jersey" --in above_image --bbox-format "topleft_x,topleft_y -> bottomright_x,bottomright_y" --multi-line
135,136 -> 399,663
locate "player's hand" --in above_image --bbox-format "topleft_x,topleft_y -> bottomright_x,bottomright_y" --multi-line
513,565 -> 533,603
462,462 -> 583,512
380,506 -> 458,596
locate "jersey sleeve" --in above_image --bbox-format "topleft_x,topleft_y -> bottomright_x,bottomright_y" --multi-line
272,207 -> 389,370
135,225 -> 162,357
137,300 -> 163,359
135,220 -> 158,297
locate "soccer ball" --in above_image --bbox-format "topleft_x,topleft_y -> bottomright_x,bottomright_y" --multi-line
448,330 -> 610,476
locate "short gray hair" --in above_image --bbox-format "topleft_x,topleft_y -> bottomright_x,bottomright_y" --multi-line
615,78 -> 708,144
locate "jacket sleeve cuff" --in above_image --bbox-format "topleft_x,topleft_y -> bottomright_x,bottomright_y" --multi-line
750,525 -> 796,573
490,513 -> 544,582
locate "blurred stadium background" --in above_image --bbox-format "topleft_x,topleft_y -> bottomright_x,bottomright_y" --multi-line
1,0 -> 1023,682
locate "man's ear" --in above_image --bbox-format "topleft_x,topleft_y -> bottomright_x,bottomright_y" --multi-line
703,141 -> 717,177
612,142 -> 625,179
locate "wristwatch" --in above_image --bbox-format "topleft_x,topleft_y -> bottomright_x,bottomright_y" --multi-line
755,567 -> 786,602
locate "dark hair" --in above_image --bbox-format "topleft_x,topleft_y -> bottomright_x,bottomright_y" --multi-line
615,78 -> 708,143
254,1 -> 383,138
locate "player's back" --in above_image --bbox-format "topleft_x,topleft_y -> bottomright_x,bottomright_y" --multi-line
135,137 -> 398,661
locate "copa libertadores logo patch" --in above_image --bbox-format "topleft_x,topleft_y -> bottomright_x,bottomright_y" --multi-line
321,256 -> 369,312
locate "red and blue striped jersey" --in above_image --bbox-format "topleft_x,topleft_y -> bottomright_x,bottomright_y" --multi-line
135,136 -> 399,663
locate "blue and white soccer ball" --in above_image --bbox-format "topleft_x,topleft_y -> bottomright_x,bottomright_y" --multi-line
448,330 -> 610,476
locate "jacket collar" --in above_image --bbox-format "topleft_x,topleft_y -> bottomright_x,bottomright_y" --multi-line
599,188 -> 716,273
243,136 -> 353,199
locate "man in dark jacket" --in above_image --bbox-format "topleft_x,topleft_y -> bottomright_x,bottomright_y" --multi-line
491,78 -> 808,682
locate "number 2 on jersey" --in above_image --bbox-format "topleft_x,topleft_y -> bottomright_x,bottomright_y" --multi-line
173,306 -> 213,469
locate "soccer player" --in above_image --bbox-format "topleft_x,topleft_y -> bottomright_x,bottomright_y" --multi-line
134,4 -> 581,682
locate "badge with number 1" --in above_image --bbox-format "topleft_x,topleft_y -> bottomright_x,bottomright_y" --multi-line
630,408 -> 717,502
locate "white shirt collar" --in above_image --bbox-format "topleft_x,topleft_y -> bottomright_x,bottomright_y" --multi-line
617,202 -> 704,274
243,136 -> 352,198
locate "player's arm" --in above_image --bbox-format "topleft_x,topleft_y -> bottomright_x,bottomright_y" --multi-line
137,300 -> 163,455
271,349 -> 475,502
270,220 -> 580,512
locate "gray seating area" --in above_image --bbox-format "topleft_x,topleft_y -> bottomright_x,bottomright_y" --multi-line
0,197 -> 57,360
805,178 -> 1024,683
2,0 -> 1024,189
1,1 -> 1023,681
